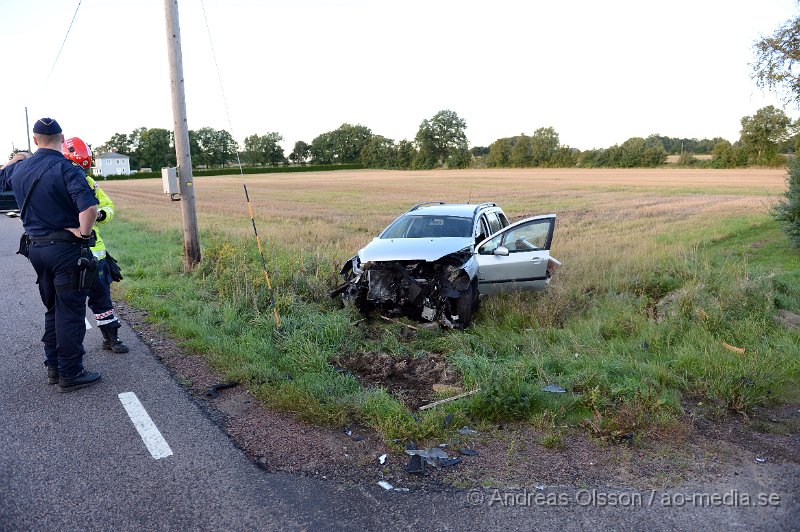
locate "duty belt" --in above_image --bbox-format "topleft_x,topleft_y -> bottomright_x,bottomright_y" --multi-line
29,231 -> 80,242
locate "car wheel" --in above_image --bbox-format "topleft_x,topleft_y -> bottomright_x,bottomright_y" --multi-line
454,282 -> 476,328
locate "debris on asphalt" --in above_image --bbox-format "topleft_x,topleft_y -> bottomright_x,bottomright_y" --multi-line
344,428 -> 364,442
457,426 -> 478,435
379,454 -> 387,465
204,381 -> 239,399
543,385 -> 566,393
405,447 -> 464,469
405,454 -> 426,474
459,449 -> 479,456
377,480 -> 408,491
755,457 -> 767,463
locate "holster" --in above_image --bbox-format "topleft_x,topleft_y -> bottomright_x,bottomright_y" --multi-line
17,233 -> 30,257
72,246 -> 98,291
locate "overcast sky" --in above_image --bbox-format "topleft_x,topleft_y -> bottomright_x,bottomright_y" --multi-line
1,0 -> 797,157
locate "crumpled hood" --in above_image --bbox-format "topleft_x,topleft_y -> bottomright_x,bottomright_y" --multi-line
359,237 -> 473,263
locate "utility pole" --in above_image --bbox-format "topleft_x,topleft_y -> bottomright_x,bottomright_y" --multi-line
24,107 -> 31,152
164,0 -> 201,270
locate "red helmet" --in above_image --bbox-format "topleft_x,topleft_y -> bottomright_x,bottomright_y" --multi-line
62,137 -> 93,169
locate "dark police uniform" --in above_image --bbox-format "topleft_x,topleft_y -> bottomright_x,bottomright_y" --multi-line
0,146 -> 99,380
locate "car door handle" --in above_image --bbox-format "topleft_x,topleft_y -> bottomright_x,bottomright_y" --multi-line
530,257 -> 543,265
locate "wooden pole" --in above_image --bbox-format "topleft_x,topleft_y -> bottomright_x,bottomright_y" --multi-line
164,0 -> 201,270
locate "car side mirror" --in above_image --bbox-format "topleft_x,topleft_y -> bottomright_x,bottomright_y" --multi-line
494,246 -> 509,257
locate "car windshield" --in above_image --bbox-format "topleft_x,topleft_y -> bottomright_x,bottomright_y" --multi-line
381,215 -> 473,239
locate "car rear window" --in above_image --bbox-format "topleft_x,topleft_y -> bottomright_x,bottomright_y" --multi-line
381,215 -> 473,239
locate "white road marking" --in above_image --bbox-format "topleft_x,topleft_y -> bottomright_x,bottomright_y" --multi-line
85,317 -> 92,330
118,392 -> 173,460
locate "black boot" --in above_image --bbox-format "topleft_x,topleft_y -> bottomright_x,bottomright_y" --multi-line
100,325 -> 130,353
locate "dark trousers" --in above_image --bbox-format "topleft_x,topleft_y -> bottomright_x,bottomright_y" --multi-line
28,240 -> 89,379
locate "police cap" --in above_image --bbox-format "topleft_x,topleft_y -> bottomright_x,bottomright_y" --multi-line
32,117 -> 62,135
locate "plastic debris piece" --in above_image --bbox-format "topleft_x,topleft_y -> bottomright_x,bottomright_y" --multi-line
443,412 -> 454,427
405,454 -> 426,474
393,487 -> 410,492
543,385 -> 566,393
438,443 -> 449,449
459,449 -> 479,456
755,457 -> 767,463
535,484 -> 545,491
205,381 -> 238,399
722,342 -> 746,355
379,454 -> 387,465
378,481 -> 393,490
439,457 -> 462,468
457,426 -> 478,435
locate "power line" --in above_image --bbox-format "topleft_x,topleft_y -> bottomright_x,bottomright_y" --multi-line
199,0 -> 245,176
44,0 -> 83,87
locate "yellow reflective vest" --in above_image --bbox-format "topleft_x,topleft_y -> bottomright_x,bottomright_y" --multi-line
85,175 -> 114,260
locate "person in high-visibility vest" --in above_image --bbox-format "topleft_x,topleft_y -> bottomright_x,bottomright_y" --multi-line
62,137 -> 129,353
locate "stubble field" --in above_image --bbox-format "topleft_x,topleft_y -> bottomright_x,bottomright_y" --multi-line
99,168 -> 800,444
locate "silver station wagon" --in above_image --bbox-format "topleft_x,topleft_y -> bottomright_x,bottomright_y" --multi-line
331,202 -> 561,328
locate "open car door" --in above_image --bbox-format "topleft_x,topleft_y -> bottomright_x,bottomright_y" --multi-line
475,214 -> 557,295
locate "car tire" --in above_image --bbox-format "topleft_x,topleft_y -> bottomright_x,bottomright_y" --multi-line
454,282 -> 476,328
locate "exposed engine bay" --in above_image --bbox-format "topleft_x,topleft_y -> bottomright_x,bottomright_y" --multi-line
330,250 -> 478,328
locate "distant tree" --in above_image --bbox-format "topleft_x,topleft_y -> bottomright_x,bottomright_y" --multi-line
509,135 -> 533,167
190,127 -> 238,167
414,110 -> 469,168
289,141 -> 311,164
486,138 -> 513,167
360,135 -> 396,168
531,127 -> 560,166
243,132 -> 284,166
395,140 -> 417,169
739,105 -> 791,166
470,146 -> 489,157
310,124 -> 372,164
710,140 -> 748,168
135,128 -> 174,170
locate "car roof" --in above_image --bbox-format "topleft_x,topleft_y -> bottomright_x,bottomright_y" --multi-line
405,202 -> 497,218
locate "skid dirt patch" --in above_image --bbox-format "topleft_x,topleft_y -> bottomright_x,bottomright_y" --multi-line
335,351 -> 462,409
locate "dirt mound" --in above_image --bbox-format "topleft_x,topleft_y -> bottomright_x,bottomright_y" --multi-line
335,351 -> 462,409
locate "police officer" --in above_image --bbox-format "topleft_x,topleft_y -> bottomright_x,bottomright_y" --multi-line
0,118 -> 102,392
62,137 -> 129,353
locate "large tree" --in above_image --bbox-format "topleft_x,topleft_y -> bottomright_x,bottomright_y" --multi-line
753,14 -> 800,106
414,109 -> 469,168
739,105 -> 791,166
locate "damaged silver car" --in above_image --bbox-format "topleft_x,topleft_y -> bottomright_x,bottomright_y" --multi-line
331,202 -> 561,328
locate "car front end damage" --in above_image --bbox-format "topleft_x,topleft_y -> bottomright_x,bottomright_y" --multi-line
331,248 -> 478,328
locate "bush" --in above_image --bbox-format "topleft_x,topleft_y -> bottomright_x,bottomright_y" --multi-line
773,157 -> 800,248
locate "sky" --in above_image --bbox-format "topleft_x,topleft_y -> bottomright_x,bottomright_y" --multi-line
1,0 -> 798,158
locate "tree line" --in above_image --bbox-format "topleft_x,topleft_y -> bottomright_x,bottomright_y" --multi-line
91,106 -> 799,172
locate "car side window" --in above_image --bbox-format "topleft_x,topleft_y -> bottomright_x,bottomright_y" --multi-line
502,220 -> 551,252
497,212 -> 509,227
474,215 -> 489,246
486,212 -> 502,234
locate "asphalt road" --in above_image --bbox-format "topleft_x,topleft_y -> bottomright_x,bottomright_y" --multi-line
0,214 -> 797,531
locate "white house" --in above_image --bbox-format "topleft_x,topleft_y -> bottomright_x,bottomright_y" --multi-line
94,152 -> 131,176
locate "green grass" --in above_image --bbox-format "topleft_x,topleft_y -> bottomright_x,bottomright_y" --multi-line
104,215 -> 800,444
